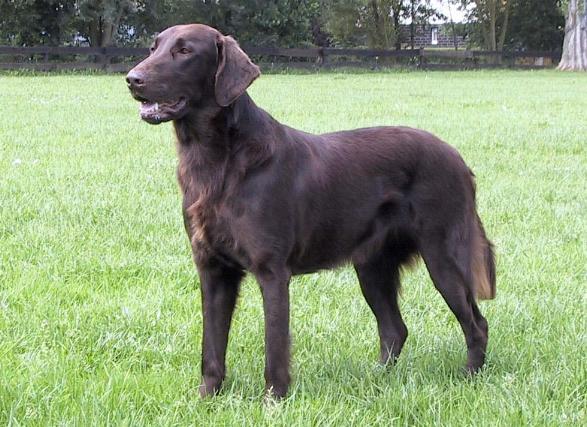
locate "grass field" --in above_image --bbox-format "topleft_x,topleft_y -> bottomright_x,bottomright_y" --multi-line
0,69 -> 586,425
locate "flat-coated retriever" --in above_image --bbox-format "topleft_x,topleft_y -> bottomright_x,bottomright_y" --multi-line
126,24 -> 496,398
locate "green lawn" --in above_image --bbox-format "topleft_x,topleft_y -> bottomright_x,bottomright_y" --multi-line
0,70 -> 585,425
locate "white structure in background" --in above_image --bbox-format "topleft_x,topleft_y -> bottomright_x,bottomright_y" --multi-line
431,27 -> 439,45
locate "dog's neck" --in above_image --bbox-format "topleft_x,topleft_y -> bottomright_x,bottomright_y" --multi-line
173,92 -> 275,197
174,93 -> 271,149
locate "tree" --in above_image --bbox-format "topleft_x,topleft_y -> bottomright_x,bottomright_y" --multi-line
127,0 -> 319,48
215,0 -> 318,47
74,0 -> 134,47
0,0 -> 142,47
323,0 -> 399,48
119,0 -> 235,46
2,0 -> 453,49
505,0 -> 565,51
365,0 -> 399,49
324,0 -> 443,48
0,0 -> 76,45
324,0 -> 367,47
558,0 -> 587,70
458,0 -> 511,50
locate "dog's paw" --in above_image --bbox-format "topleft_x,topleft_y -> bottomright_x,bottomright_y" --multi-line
199,377 -> 223,398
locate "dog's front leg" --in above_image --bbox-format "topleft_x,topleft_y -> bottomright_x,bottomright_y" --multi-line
196,260 -> 244,398
256,265 -> 291,398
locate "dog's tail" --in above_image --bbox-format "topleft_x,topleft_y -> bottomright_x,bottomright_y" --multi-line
470,215 -> 496,300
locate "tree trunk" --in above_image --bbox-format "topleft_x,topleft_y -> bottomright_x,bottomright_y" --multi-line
392,1 -> 402,50
410,0 -> 415,49
476,0 -> 511,51
87,17 -> 100,48
489,1 -> 497,50
448,2 -> 458,50
497,1 -> 510,51
369,0 -> 382,47
558,0 -> 587,71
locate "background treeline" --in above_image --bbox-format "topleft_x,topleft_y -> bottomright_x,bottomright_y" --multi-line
0,0 -> 565,51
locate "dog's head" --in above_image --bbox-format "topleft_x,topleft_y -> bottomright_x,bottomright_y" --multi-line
126,24 -> 260,125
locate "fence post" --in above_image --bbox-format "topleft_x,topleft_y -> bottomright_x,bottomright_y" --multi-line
99,47 -> 108,70
318,47 -> 326,68
418,48 -> 424,70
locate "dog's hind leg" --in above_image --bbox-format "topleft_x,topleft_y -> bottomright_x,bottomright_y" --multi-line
353,247 -> 408,365
419,233 -> 488,373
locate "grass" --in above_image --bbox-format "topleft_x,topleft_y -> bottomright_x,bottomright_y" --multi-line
0,69 -> 586,426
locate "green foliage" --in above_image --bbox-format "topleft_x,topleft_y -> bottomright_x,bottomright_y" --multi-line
363,0 -> 400,49
455,0 -> 566,50
505,0 -> 565,50
0,0 -> 569,49
455,0 -> 511,50
0,0 -> 76,45
0,0 -> 320,47
324,1 -> 437,49
0,1 -> 468,49
75,0 -> 134,46
123,0 -> 319,47
324,0 -> 366,47
0,0 -> 135,46
213,0 -> 319,47
117,0 -> 195,46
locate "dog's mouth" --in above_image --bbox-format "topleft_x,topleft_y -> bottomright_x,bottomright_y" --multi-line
134,95 -> 188,125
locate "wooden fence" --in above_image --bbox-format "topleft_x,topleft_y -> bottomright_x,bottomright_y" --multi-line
0,46 -> 562,72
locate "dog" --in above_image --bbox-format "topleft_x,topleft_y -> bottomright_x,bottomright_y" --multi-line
126,24 -> 496,398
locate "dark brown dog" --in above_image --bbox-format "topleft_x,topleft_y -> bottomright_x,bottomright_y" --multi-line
126,24 -> 496,398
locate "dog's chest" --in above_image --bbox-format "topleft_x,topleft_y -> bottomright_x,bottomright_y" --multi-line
177,161 -> 228,250
182,189 -> 244,264
176,153 -> 258,269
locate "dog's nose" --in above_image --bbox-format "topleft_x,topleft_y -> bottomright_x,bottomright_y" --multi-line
126,70 -> 145,88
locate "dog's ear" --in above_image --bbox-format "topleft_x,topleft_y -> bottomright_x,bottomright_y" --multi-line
215,35 -> 260,107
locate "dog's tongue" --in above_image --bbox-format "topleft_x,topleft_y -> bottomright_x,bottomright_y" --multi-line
140,102 -> 159,118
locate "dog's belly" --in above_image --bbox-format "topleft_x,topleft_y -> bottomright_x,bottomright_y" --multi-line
288,203 -> 408,274
288,238 -> 352,274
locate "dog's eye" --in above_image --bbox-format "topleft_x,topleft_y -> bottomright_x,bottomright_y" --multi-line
149,45 -> 156,53
178,47 -> 191,55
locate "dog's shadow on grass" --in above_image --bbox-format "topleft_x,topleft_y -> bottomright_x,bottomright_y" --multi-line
214,340 -> 510,402
186,320 -> 518,403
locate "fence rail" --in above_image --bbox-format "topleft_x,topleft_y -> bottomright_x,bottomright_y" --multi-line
0,46 -> 562,72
